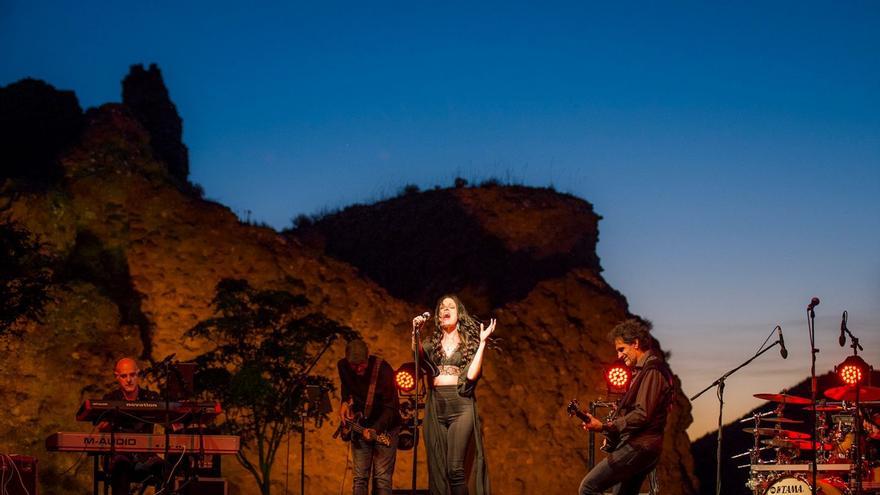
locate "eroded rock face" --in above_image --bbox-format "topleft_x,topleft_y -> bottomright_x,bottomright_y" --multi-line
122,63 -> 189,183
1,82 -> 697,494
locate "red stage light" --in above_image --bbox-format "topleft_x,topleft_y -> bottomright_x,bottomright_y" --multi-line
395,370 -> 415,392
836,355 -> 869,386
605,362 -> 631,394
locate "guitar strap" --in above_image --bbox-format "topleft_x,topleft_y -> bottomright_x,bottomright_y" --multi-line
364,356 -> 383,417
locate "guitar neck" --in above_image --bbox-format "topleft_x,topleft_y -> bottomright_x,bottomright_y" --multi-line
571,409 -> 591,424
345,419 -> 369,433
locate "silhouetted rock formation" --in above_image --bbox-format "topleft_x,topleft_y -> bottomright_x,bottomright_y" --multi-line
0,78 -> 84,185
290,186 -> 604,316
122,63 -> 189,182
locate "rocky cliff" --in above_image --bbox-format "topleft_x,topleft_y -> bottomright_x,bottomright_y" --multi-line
0,71 -> 698,494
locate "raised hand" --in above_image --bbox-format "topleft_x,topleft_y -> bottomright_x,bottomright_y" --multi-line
479,318 -> 496,342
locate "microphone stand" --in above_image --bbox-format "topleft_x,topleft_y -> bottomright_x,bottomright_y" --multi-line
163,362 -> 177,493
280,335 -> 335,495
690,331 -> 785,495
807,306 -> 818,495
411,322 -> 424,495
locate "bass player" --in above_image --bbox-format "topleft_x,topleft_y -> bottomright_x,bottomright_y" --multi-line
337,339 -> 402,495
577,319 -> 674,495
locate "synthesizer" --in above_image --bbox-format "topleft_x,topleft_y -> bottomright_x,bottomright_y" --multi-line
46,432 -> 240,455
75,399 -> 222,422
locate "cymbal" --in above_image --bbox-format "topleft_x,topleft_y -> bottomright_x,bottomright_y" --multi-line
754,393 -> 812,405
760,417 -> 804,424
743,427 -> 811,439
763,438 -> 834,451
824,385 -> 880,402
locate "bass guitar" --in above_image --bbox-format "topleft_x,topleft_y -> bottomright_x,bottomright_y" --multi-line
333,414 -> 392,447
566,398 -> 621,453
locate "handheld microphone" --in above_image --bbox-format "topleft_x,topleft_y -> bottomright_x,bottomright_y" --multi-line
839,311 -> 847,347
776,325 -> 788,359
807,297 -> 820,311
414,312 -> 431,328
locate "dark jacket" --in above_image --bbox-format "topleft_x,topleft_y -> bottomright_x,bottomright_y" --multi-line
337,355 -> 401,433
603,350 -> 674,453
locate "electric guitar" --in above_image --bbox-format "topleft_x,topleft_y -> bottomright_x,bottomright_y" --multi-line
566,398 -> 621,453
334,413 -> 392,447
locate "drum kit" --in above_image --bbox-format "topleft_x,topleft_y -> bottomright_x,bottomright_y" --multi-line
739,387 -> 880,494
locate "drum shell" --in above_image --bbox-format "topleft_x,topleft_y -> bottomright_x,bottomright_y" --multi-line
761,474 -> 846,495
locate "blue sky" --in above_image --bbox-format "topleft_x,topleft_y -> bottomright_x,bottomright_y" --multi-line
3,0 -> 878,437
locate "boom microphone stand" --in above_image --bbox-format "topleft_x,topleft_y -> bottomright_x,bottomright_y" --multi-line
690,326 -> 786,495
806,298 -> 819,495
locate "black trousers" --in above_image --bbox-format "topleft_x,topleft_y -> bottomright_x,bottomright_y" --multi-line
578,443 -> 658,495
433,385 -> 475,495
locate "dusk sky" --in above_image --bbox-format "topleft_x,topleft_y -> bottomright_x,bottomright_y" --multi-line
3,1 -> 878,438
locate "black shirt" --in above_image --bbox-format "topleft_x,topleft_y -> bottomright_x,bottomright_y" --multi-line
337,356 -> 401,432
604,351 -> 673,453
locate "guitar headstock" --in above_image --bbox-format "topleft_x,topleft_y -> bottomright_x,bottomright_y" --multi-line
376,433 -> 392,447
566,398 -> 581,416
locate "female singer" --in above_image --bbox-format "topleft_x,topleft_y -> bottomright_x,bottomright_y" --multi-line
412,294 -> 495,495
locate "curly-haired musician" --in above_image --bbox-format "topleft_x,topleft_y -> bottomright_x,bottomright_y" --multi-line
578,319 -> 674,495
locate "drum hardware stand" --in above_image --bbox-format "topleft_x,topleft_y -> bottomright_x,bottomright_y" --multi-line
691,326 -> 786,495
840,320 -> 866,495
814,401 -> 830,464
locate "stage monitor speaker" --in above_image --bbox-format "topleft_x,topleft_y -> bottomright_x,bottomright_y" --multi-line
0,454 -> 38,495
174,477 -> 227,495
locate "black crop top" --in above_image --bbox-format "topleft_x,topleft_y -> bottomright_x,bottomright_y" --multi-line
436,346 -> 466,376
439,347 -> 464,366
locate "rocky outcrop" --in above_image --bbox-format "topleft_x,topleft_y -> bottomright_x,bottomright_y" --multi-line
0,70 -> 698,494
122,64 -> 189,183
0,78 -> 84,185
291,186 -> 604,316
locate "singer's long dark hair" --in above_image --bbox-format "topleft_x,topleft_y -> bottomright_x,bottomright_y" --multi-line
427,294 -> 481,366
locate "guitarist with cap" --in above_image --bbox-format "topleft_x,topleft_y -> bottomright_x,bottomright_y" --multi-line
577,319 -> 674,495
337,338 -> 401,495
